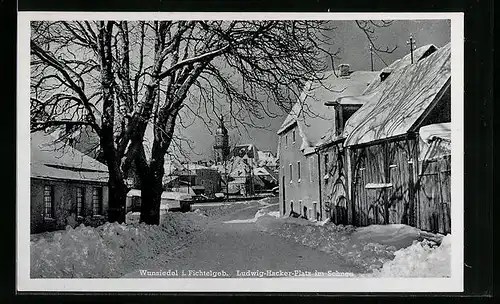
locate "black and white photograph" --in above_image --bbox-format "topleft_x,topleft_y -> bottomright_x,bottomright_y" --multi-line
17,12 -> 464,292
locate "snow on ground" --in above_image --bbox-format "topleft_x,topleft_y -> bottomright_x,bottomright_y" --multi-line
223,207 -> 280,224
350,224 -> 422,249
368,234 -> 451,277
254,209 -> 450,277
31,198 -> 451,279
30,212 -> 207,278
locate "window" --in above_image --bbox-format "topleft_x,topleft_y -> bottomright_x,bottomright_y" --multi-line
76,187 -> 85,217
292,129 -> 296,143
324,154 -> 329,172
43,185 -> 54,219
289,164 -> 293,182
92,187 -> 103,216
380,71 -> 391,82
309,157 -> 314,182
290,201 -> 294,212
299,201 -> 302,215
297,161 -> 301,182
285,135 -> 288,147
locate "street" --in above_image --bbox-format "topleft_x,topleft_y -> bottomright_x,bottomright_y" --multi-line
124,198 -> 363,278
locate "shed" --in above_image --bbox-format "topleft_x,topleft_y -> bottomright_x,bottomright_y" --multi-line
342,43 -> 451,234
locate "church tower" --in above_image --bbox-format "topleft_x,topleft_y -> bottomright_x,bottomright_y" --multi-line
214,115 -> 229,165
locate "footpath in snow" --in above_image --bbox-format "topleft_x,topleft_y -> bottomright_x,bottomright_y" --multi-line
236,206 -> 451,277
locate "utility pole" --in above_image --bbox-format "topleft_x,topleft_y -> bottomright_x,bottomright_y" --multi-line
369,44 -> 374,72
406,34 -> 416,64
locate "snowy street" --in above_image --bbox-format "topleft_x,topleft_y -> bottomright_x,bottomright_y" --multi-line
124,198 -> 362,278
31,197 -> 451,279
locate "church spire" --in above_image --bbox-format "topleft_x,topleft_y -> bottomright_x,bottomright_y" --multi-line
214,114 -> 229,164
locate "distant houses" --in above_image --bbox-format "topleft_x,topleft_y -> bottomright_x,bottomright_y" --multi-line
30,131 -> 109,233
163,161 -> 221,196
277,43 -> 452,234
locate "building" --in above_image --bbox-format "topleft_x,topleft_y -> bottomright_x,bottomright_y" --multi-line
31,131 -> 109,233
277,66 -> 378,221
257,150 -> 279,173
316,44 -> 441,225
163,160 -> 221,196
231,144 -> 259,162
340,43 -> 451,234
253,166 -> 278,191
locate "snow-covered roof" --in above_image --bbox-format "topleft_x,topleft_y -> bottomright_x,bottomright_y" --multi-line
362,44 -> 438,95
418,123 -> 451,161
31,131 -> 108,182
164,160 -> 214,175
232,144 -> 259,160
277,70 -> 378,152
419,122 -> 451,144
343,43 -> 451,146
257,150 -> 276,160
257,150 -> 278,167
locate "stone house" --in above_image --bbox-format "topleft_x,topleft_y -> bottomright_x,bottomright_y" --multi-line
30,131 -> 109,233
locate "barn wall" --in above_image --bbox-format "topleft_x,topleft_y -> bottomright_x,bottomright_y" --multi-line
415,155 -> 451,234
349,137 -> 451,234
350,138 -> 416,227
386,139 -> 417,226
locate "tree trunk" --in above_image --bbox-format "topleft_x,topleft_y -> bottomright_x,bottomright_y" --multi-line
135,140 -> 166,225
101,141 -> 128,223
138,157 -> 165,225
107,176 -> 128,223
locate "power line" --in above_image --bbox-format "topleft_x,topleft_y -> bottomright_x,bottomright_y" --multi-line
371,46 -> 389,67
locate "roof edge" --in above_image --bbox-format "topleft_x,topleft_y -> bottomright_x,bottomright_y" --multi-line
276,120 -> 297,135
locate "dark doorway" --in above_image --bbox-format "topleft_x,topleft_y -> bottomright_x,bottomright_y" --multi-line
282,175 -> 286,216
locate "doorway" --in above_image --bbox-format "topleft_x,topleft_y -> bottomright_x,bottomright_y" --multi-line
282,175 -> 286,216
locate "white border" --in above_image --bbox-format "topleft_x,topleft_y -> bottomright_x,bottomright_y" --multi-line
17,12 -> 464,292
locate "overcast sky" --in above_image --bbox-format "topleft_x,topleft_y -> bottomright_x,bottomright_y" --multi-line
172,19 -> 451,162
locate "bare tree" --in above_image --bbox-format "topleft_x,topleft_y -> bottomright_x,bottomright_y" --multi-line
30,20 -> 388,225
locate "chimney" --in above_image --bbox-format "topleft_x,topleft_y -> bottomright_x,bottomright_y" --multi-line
339,64 -> 350,77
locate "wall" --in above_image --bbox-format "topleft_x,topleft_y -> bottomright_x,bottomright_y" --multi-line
348,136 -> 451,234
320,142 -> 352,224
350,138 -> 416,227
278,125 -> 321,220
31,178 -> 109,234
416,154 -> 451,234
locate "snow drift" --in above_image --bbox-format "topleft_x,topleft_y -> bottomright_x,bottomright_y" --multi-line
369,234 -> 451,277
256,211 -> 451,276
30,212 -> 205,278
224,207 -> 280,224
350,224 -> 422,249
